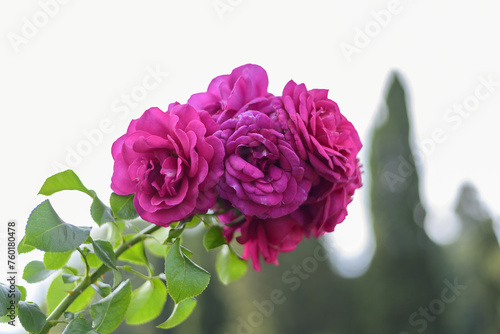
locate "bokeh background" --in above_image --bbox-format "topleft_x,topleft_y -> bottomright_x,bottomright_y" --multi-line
1,1 -> 500,333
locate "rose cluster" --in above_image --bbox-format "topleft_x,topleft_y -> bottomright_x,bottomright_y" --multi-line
111,64 -> 362,270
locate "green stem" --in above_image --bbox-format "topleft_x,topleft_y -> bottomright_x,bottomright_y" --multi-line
39,223 -> 162,334
76,247 -> 90,278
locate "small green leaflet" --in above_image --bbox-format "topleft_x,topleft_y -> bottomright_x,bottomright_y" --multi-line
125,278 -> 167,325
25,200 -> 91,252
38,170 -> 94,197
38,169 -> 114,227
203,225 -> 227,251
17,301 -> 46,334
17,237 -> 35,254
157,298 -> 197,329
22,261 -> 55,283
119,234 -> 149,266
63,317 -> 97,334
92,240 -> 117,271
165,240 -> 210,304
216,245 -> 248,285
44,251 -> 73,270
90,196 -> 115,226
90,280 -> 131,334
110,193 -> 138,220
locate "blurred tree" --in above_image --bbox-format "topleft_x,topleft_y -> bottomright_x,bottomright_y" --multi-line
443,183 -> 500,334
352,72 -> 447,334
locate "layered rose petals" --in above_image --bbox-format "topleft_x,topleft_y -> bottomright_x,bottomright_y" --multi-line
217,110 -> 315,219
111,104 -> 224,226
188,64 -> 277,123
112,64 -> 363,271
278,81 -> 362,186
221,215 -> 304,271
276,80 -> 363,238
294,170 -> 362,238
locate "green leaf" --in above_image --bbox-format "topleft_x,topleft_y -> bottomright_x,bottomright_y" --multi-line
18,236 -> 35,254
25,200 -> 91,252
119,234 -> 148,266
165,244 -> 193,259
23,261 -> 55,283
92,281 -> 112,298
38,169 -> 94,197
17,301 -> 46,333
63,317 -> 95,334
144,227 -> 170,257
92,240 -> 117,270
47,275 -> 95,314
125,278 -> 167,325
144,238 -> 168,258
157,298 -> 197,329
216,245 -> 248,285
44,250 -> 73,270
110,193 -> 138,220
203,225 -> 226,251
61,273 -> 81,284
85,252 -> 103,269
90,197 -> 115,226
91,280 -> 131,334
63,266 -> 79,276
185,215 -> 202,229
17,285 -> 27,301
167,224 -> 185,243
165,240 -> 210,304
112,269 -> 123,288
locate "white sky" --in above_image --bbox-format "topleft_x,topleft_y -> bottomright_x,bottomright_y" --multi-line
1,0 -> 500,330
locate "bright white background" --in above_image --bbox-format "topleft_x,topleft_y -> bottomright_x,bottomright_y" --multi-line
1,0 -> 500,331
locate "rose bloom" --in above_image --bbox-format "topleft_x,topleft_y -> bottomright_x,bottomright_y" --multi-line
220,213 -> 303,271
277,80 -> 362,236
293,170 -> 362,237
278,80 -> 361,186
111,104 -> 224,226
188,63 -> 276,124
217,110 -> 315,219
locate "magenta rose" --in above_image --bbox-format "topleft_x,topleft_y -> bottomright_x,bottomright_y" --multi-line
221,215 -> 304,271
111,104 -> 224,226
217,110 -> 315,219
293,169 -> 362,237
277,81 -> 362,188
276,80 -> 362,236
188,64 -> 276,124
